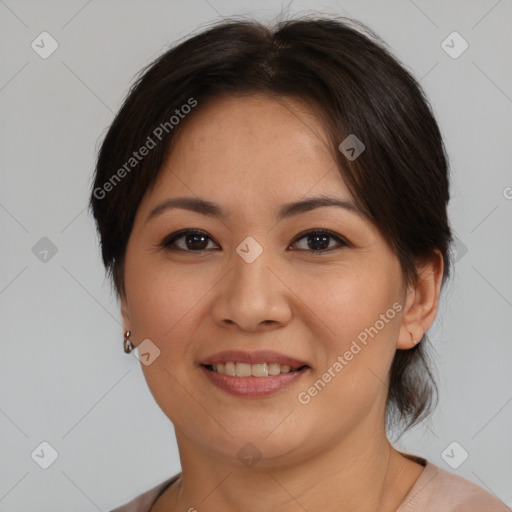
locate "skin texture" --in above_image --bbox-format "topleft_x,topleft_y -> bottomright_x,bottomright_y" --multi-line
120,94 -> 444,512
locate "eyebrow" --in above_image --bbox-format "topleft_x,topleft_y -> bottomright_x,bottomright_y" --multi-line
146,195 -> 365,223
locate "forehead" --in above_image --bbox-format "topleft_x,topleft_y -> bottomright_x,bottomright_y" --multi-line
144,94 -> 353,212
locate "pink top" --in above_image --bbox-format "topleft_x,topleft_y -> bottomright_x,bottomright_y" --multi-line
109,456 -> 510,512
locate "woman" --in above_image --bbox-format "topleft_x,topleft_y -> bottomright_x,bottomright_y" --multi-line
90,15 -> 509,512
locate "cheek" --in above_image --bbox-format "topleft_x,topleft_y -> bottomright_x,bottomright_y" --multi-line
124,254 -> 204,341
124,259 -> 215,429
301,262 -> 401,352
293,271 -> 401,434
295,263 -> 402,414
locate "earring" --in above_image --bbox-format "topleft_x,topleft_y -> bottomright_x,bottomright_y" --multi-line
124,330 -> 134,354
411,333 -> 423,346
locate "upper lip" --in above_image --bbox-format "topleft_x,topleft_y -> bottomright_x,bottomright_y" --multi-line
200,350 -> 309,368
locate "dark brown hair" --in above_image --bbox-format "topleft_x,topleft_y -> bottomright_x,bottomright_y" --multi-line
89,15 -> 452,434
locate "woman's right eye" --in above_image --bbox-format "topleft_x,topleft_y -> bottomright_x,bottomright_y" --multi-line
160,229 -> 219,252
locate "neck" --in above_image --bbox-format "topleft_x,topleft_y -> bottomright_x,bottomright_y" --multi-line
152,417 -> 424,512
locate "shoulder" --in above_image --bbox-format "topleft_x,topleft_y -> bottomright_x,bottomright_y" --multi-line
108,474 -> 180,512
398,460 -> 510,512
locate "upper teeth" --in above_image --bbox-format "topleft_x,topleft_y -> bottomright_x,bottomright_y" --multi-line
211,362 -> 297,377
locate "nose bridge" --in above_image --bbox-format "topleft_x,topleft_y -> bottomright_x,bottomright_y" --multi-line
212,236 -> 291,331
234,240 -> 272,299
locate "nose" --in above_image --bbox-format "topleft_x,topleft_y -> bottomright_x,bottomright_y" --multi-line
210,244 -> 292,332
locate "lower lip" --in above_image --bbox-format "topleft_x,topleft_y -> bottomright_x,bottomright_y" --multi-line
200,365 -> 308,398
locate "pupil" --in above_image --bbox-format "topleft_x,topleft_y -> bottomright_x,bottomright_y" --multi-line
309,234 -> 329,250
187,234 -> 207,250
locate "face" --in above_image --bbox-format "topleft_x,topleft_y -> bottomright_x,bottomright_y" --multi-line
121,94 -> 411,465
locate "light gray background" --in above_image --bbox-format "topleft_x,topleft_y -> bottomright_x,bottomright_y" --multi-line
1,0 -> 511,510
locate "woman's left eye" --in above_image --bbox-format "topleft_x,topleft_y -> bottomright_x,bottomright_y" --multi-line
160,229 -> 349,253
291,229 -> 349,252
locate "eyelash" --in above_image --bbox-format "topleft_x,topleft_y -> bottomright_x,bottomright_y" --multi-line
159,228 -> 350,254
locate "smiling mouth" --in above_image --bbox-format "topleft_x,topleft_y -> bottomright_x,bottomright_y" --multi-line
202,362 -> 309,377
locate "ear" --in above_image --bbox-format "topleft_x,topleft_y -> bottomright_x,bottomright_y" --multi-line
120,294 -> 132,333
396,250 -> 444,350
